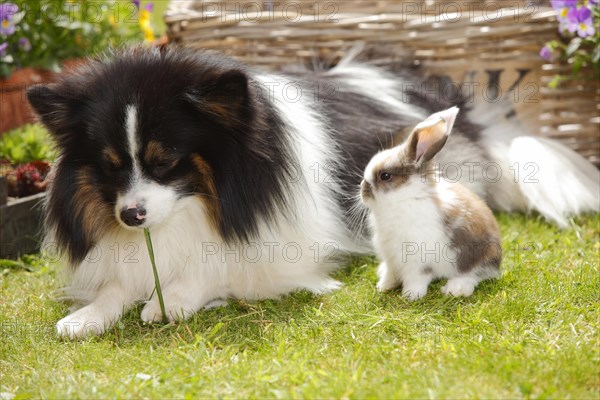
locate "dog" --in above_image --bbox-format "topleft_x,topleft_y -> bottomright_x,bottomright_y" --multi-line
27,46 -> 599,338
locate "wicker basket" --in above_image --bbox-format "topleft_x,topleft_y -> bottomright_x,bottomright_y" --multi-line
165,0 -> 600,166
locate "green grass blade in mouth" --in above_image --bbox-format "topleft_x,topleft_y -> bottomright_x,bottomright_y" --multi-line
143,228 -> 168,324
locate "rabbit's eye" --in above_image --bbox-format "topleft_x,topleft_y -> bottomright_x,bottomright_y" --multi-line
379,172 -> 392,182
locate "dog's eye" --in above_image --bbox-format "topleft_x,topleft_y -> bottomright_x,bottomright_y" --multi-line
379,172 -> 392,182
101,149 -> 121,173
152,161 -> 175,178
101,160 -> 120,174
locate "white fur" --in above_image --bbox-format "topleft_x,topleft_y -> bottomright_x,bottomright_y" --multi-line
255,73 -> 365,254
115,179 -> 178,228
58,189 -> 354,337
329,63 -> 426,120
125,104 -> 141,180
365,174 -> 473,300
362,108 -> 494,301
508,136 -> 600,227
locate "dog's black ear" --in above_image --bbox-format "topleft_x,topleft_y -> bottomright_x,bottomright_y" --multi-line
185,70 -> 250,126
27,84 -> 85,142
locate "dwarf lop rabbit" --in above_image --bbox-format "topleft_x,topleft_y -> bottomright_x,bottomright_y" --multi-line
361,106 -> 502,300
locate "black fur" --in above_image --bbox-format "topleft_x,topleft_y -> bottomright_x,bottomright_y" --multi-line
28,47 -> 297,263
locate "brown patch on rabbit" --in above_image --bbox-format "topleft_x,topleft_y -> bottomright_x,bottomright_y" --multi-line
367,159 -> 414,192
441,183 -> 502,272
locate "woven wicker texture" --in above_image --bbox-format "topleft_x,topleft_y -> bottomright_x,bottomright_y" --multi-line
166,0 -> 600,166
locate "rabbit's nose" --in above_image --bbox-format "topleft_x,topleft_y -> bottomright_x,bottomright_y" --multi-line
360,180 -> 373,200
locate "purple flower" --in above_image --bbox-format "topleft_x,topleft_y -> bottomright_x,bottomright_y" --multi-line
18,37 -> 31,52
567,6 -> 595,37
0,3 -> 18,20
131,0 -> 140,9
0,2 -> 18,36
588,0 -> 598,5
540,46 -> 553,61
552,0 -> 578,30
550,0 -> 577,9
144,2 -> 154,12
0,42 -> 7,57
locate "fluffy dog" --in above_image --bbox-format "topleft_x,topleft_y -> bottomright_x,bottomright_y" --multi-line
27,46 -> 599,338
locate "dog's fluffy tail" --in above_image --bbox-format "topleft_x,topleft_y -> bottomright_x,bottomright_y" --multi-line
471,100 -> 599,227
508,136 -> 599,227
471,108 -> 600,227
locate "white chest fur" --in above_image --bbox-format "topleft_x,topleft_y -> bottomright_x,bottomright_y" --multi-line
368,176 -> 457,281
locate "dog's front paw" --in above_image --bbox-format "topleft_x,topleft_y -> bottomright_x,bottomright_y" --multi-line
56,305 -> 112,339
141,298 -> 196,324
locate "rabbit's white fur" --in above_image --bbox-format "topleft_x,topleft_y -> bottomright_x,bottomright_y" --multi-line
362,107 -> 501,300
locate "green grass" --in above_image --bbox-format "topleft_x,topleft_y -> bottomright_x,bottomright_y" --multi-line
1,214 -> 599,399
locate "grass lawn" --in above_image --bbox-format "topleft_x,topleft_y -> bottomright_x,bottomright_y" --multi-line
1,213 -> 598,398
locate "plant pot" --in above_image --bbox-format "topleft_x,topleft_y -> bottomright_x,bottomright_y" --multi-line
0,183 -> 45,259
0,60 -> 88,134
0,68 -> 55,134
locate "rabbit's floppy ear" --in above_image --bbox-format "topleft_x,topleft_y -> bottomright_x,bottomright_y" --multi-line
408,106 -> 459,164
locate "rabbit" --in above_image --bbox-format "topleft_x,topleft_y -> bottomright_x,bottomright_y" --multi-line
360,106 -> 502,300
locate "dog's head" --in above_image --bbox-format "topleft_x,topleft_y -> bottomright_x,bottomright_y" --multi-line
28,47 -> 292,263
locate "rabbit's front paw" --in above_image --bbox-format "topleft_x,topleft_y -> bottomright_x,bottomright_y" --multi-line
441,277 -> 477,297
376,262 -> 399,292
401,285 -> 429,301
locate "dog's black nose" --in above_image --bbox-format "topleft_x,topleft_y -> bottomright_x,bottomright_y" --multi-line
120,206 -> 147,227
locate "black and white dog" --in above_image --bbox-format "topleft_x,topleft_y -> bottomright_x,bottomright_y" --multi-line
27,46 -> 599,338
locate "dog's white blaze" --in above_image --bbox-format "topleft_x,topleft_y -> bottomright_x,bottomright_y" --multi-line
114,104 -> 179,228
125,104 -> 141,187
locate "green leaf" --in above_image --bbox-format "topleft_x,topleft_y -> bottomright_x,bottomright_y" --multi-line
566,38 -> 582,57
0,259 -> 34,271
10,146 -> 27,164
0,124 -> 57,164
592,45 -> 600,64
0,63 -> 13,78
572,55 -> 584,76
547,40 -> 562,51
548,75 -> 564,89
